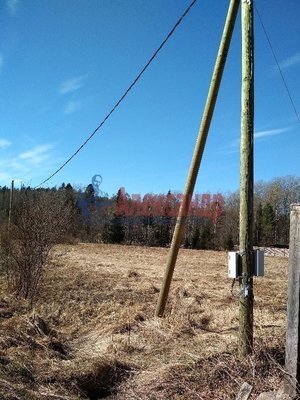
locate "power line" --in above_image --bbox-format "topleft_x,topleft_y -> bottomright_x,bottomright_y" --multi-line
254,3 -> 300,125
35,0 -> 198,188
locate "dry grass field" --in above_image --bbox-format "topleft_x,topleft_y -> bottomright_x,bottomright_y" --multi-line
0,243 -> 289,399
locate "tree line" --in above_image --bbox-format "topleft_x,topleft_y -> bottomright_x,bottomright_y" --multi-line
0,176 -> 298,301
0,175 -> 298,250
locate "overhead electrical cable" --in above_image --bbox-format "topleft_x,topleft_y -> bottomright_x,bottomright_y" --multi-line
35,0 -> 198,188
254,3 -> 300,125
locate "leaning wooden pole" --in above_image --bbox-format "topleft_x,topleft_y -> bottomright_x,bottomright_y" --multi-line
155,0 -> 240,317
239,0 -> 254,356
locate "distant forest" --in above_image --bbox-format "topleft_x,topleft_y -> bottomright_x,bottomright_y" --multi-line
0,175 -> 299,250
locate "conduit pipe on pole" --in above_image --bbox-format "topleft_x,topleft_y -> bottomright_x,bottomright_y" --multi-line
155,0 -> 241,317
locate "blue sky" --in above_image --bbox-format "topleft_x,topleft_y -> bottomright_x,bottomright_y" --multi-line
0,0 -> 299,197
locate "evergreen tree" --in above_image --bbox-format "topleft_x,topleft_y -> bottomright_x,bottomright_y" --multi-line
254,203 -> 263,246
224,234 -> 234,250
191,225 -> 201,249
102,188 -> 125,244
261,202 -> 276,246
199,224 -> 212,249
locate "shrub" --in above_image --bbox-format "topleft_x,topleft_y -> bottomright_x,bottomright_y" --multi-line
1,190 -> 72,301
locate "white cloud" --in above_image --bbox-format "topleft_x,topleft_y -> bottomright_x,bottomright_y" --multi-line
221,126 -> 291,155
0,143 -> 61,187
6,0 -> 19,15
254,127 -> 290,139
278,52 -> 300,71
19,144 -> 54,164
59,75 -> 87,95
0,139 -> 11,149
64,100 -> 83,115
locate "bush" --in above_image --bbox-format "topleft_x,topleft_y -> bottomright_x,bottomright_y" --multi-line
1,190 -> 72,301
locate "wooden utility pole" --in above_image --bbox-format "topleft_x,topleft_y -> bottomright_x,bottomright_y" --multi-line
155,0 -> 240,317
284,204 -> 300,397
239,0 -> 254,356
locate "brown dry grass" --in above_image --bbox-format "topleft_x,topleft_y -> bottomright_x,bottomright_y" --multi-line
0,244 -> 289,399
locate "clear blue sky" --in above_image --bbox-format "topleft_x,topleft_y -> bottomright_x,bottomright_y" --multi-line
0,0 -> 299,196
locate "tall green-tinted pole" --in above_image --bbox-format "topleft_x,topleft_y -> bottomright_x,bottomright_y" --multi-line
239,0 -> 254,356
155,0 -> 240,317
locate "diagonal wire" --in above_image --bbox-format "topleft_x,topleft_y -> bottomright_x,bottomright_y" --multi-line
35,0 -> 198,188
254,3 -> 300,125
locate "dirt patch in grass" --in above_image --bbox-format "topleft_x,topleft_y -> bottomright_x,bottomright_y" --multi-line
0,243 -> 289,399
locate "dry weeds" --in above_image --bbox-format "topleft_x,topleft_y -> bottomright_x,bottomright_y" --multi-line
0,244 -> 289,399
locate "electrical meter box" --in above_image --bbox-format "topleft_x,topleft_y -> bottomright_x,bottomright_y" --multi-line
228,252 -> 240,278
253,249 -> 264,276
